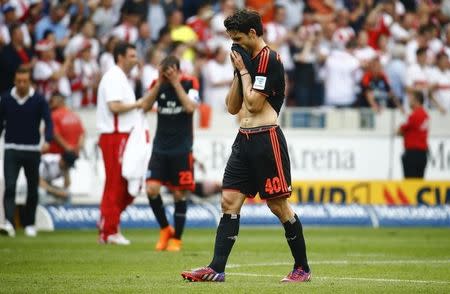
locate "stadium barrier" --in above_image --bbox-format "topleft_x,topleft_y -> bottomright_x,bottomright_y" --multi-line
35,203 -> 450,231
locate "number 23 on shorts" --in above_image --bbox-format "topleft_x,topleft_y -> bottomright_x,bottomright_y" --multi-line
179,171 -> 193,185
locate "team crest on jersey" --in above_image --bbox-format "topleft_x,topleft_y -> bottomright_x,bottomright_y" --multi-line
253,76 -> 267,90
160,93 -> 166,100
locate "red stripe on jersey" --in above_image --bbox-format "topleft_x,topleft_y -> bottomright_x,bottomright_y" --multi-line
258,48 -> 269,74
261,48 -> 270,73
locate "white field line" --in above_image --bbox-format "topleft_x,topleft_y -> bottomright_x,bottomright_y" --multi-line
227,259 -> 450,268
227,272 -> 450,285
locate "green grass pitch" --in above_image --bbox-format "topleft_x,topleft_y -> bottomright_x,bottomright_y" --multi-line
1,227 -> 449,293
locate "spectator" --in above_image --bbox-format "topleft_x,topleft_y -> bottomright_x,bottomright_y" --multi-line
154,26 -> 173,56
397,91 -> 429,178
405,47 -> 445,112
201,46 -> 234,110
430,52 -> 450,114
135,21 -> 153,61
0,66 -> 53,238
32,39 -> 72,100
332,9 -> 355,49
168,9 -> 198,62
99,35 -> 119,75
92,0 -> 120,38
292,25 -> 321,106
146,0 -> 167,42
275,0 -> 304,30
358,58 -> 403,113
70,41 -> 100,108
0,3 -> 32,47
405,25 -> 433,65
64,19 -> 100,61
208,0 -> 235,53
353,30 -> 377,67
110,10 -> 139,43
385,44 -> 407,103
34,3 -> 69,45
39,152 -> 78,204
186,1 -> 214,55
265,5 -> 294,75
0,23 -> 34,93
246,0 -> 274,23
47,92 -> 85,155
141,47 -> 165,91
323,40 -> 360,107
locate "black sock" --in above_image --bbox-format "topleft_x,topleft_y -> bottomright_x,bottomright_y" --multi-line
283,214 -> 310,272
174,199 -> 187,239
148,194 -> 169,228
208,214 -> 240,273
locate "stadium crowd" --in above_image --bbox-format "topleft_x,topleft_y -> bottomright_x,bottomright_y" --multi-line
0,0 -> 449,114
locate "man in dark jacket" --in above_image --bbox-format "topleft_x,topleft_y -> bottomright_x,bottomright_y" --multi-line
0,66 -> 53,237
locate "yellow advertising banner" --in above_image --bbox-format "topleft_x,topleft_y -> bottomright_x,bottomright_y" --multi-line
287,180 -> 450,206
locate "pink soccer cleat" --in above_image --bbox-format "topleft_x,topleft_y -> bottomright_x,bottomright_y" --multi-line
281,267 -> 311,283
181,266 -> 225,282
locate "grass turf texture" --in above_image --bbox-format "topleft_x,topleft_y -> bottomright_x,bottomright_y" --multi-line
1,227 -> 449,293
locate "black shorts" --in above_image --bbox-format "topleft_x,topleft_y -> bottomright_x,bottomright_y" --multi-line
146,151 -> 195,191
222,125 -> 292,200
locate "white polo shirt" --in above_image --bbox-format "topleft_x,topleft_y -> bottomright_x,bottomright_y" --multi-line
96,65 -> 138,134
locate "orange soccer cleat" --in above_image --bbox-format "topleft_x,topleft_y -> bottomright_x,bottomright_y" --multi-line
155,225 -> 174,251
166,238 -> 182,252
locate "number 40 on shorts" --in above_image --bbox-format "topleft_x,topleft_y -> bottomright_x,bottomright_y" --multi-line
265,177 -> 282,195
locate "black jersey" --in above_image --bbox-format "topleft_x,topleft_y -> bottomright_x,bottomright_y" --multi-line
251,46 -> 286,115
150,75 -> 199,154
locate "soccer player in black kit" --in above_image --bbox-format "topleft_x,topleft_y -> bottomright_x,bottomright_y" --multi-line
142,56 -> 199,252
181,9 -> 311,283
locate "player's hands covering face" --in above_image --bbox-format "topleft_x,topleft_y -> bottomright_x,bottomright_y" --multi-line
163,65 -> 180,84
230,50 -> 246,72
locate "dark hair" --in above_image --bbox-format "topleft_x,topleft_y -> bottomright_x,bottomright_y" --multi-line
113,42 -> 136,63
416,47 -> 427,56
15,65 -> 31,77
160,55 -> 180,71
412,91 -> 424,105
43,29 -> 54,39
224,9 -> 263,36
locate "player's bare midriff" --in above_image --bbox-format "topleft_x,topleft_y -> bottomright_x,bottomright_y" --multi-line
239,100 -> 278,128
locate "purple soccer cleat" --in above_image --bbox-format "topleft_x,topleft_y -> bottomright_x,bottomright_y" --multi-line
181,266 -> 225,282
281,267 -> 311,283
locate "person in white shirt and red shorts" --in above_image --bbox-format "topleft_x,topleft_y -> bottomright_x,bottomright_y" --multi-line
96,42 -> 152,245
